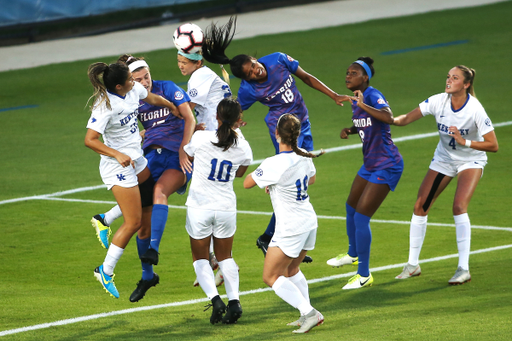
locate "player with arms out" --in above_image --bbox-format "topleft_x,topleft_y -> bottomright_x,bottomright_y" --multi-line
184,97 -> 252,325
393,65 -> 498,284
327,57 -> 404,290
85,61 -> 180,298
244,114 -> 324,334
202,16 -> 351,262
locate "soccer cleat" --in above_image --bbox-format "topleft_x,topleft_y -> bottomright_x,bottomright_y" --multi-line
292,309 -> 324,334
91,214 -> 111,249
140,248 -> 159,265
326,253 -> 358,267
256,234 -> 269,256
222,300 -> 243,324
215,269 -> 224,287
302,255 -> 314,263
129,273 -> 160,302
448,266 -> 471,285
342,273 -> 374,290
209,252 -> 219,271
395,263 -> 421,279
176,182 -> 188,195
204,295 -> 226,324
94,265 -> 119,298
287,315 -> 306,327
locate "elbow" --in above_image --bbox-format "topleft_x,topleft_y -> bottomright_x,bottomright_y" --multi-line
490,143 -> 499,153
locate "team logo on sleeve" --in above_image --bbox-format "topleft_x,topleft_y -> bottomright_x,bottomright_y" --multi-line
377,98 -> 387,105
174,91 -> 184,101
287,55 -> 294,62
485,118 -> 492,126
189,88 -> 198,97
255,168 -> 263,177
91,117 -> 97,123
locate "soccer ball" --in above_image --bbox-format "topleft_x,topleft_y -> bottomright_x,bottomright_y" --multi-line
173,23 -> 203,54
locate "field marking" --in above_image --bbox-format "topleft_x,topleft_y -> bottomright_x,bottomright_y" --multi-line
1,243 -> 511,337
381,39 -> 469,55
2,120 -> 512,207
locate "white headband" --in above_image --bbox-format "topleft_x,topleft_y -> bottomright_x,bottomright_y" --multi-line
128,60 -> 149,72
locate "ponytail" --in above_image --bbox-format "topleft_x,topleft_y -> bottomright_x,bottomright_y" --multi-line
86,62 -> 130,111
212,97 -> 241,151
455,65 -> 476,97
276,114 -> 323,158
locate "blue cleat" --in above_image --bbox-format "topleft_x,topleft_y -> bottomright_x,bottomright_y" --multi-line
94,265 -> 119,298
91,214 -> 111,249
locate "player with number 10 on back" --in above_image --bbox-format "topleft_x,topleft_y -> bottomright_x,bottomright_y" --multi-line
393,65 -> 498,284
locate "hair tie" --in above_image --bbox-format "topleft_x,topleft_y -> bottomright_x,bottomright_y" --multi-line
126,56 -> 135,63
128,60 -> 149,72
353,60 -> 372,80
222,120 -> 231,125
178,50 -> 203,61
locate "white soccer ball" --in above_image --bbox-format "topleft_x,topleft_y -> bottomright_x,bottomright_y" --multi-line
173,23 -> 204,54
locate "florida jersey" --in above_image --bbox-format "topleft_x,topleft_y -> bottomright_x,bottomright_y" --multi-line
352,86 -> 402,171
237,52 -> 308,137
138,80 -> 190,153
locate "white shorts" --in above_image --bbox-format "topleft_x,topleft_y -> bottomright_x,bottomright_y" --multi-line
186,206 -> 237,240
99,156 -> 148,190
429,159 -> 486,178
269,229 -> 317,259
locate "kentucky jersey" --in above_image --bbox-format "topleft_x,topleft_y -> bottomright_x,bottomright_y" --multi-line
237,52 -> 308,137
252,151 -> 317,238
188,66 -> 232,131
138,80 -> 190,153
419,92 -> 494,162
352,86 -> 402,171
184,130 -> 253,211
87,81 -> 147,163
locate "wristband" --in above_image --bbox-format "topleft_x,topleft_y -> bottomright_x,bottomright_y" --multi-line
465,139 -> 472,148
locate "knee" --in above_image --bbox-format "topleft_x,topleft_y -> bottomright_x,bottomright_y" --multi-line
452,203 -> 467,216
262,273 -> 276,287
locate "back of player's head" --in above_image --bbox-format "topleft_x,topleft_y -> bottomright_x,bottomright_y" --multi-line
455,65 -> 476,97
212,97 -> 242,151
276,114 -> 323,158
118,54 -> 149,73
87,62 -> 129,110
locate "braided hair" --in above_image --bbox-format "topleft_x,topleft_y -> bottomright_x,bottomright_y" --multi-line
276,114 -> 323,158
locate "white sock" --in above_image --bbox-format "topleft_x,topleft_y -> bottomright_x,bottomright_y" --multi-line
104,205 -> 122,226
193,259 -> 219,300
288,270 -> 310,304
272,276 -> 313,316
408,214 -> 428,266
103,243 -> 124,276
218,258 -> 239,301
454,213 -> 471,271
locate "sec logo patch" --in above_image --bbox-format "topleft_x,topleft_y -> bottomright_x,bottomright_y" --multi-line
189,89 -> 198,97
255,168 -> 263,177
175,91 -> 184,101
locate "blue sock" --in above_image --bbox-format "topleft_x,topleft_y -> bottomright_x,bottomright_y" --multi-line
136,236 -> 154,281
150,204 -> 168,252
264,213 -> 276,237
354,212 -> 372,277
346,203 -> 357,257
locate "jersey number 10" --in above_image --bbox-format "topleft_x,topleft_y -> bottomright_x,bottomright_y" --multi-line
208,159 -> 233,182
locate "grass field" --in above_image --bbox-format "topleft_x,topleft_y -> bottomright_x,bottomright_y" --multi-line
1,1 -> 512,340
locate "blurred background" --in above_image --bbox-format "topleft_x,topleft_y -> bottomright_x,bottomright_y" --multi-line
0,0 -> 326,46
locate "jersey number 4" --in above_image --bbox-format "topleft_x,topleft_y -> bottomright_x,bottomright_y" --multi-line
295,175 -> 309,201
208,159 -> 233,182
448,137 -> 457,150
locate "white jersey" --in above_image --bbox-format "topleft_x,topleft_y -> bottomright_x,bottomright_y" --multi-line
187,66 -> 232,131
184,130 -> 253,211
86,82 -> 148,163
419,93 -> 494,162
252,151 -> 317,238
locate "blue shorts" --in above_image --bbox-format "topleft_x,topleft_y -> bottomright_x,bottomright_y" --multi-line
270,119 -> 314,154
145,148 -> 192,189
357,159 -> 404,191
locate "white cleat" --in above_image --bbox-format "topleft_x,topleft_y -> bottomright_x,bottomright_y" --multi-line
395,263 -> 421,279
448,266 -> 471,285
326,253 -> 358,267
292,309 -> 324,333
287,315 -> 306,327
342,274 -> 373,290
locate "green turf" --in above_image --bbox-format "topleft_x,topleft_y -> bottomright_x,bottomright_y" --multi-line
1,1 -> 512,340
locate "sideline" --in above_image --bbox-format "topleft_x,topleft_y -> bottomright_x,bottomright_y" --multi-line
1,243 -> 510,337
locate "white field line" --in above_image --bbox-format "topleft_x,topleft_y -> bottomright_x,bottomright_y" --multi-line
2,121 -> 511,207
1,243 -> 511,337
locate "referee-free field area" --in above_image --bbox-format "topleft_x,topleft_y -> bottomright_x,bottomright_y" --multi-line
1,1 -> 512,340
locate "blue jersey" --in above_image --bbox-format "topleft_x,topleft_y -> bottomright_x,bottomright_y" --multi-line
138,80 -> 190,153
237,52 -> 309,137
352,86 -> 402,171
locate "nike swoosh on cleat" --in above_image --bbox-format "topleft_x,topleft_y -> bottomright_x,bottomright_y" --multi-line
101,272 -> 112,285
360,277 -> 371,286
